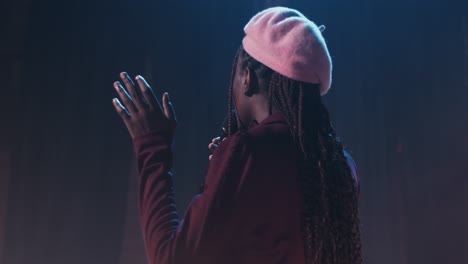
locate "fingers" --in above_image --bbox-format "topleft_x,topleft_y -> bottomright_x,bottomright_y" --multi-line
135,75 -> 162,111
211,137 -> 226,143
112,98 -> 131,119
208,143 -> 218,151
115,72 -> 176,124
114,81 -> 138,114
209,137 -> 226,149
209,137 -> 227,160
120,72 -> 146,110
162,92 -> 177,122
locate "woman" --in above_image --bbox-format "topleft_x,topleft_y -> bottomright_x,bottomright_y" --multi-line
113,7 -> 362,264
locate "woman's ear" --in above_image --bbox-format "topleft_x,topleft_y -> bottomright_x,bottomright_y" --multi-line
243,67 -> 259,97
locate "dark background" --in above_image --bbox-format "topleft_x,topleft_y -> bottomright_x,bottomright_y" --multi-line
1,0 -> 467,263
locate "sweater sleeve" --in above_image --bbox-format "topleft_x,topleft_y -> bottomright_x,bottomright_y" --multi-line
132,131 -> 250,264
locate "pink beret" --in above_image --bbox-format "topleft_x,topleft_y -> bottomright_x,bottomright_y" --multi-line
243,7 -> 332,96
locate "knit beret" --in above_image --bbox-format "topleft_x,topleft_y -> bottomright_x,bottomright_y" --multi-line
242,7 -> 332,95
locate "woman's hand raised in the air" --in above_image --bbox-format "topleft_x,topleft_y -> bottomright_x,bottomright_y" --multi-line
112,72 -> 177,141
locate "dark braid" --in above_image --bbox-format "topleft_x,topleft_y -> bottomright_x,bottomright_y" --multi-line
226,45 -> 362,264
227,48 -> 241,136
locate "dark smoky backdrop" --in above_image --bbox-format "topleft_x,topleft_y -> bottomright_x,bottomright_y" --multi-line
1,0 -> 467,263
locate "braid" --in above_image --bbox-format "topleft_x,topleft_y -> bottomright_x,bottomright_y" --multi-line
232,45 -> 362,264
227,48 -> 241,135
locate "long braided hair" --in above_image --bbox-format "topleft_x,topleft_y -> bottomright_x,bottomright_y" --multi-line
226,45 -> 362,264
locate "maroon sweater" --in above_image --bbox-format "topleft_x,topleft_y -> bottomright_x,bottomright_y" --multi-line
133,112 -> 359,264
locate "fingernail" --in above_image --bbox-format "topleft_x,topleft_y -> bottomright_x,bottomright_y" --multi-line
135,75 -> 141,80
